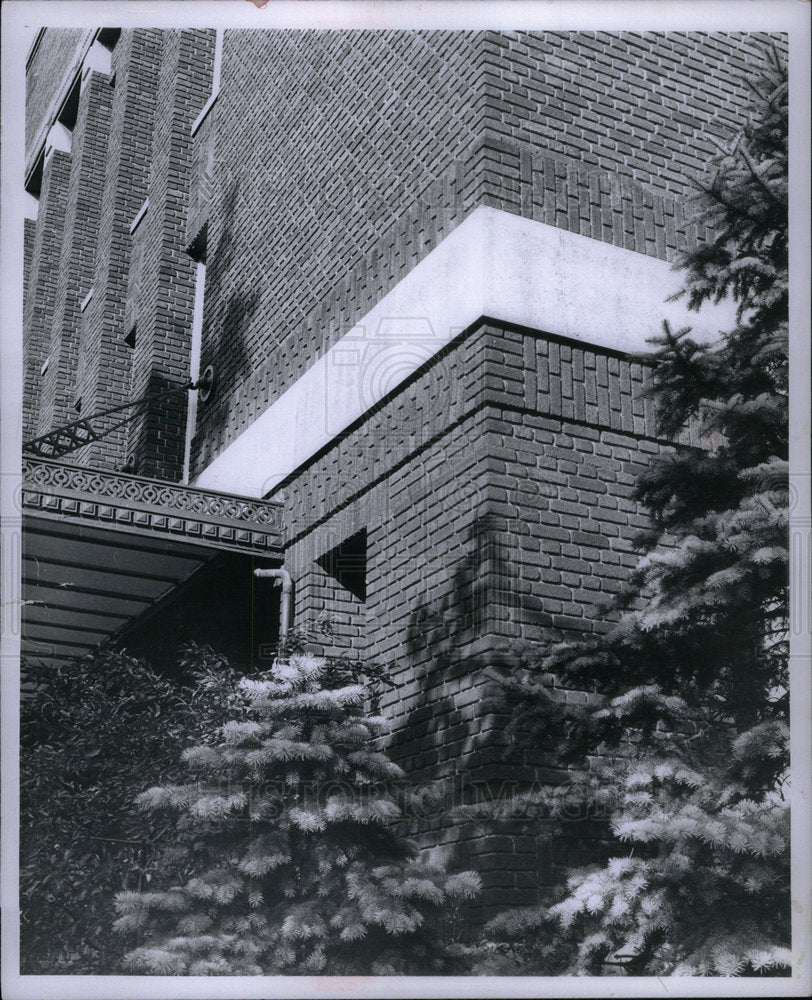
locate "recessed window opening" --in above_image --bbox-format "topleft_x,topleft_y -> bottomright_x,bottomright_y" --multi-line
317,529 -> 367,603
186,223 -> 208,265
190,29 -> 223,136
97,28 -> 121,51
124,325 -> 136,348
25,149 -> 45,198
57,76 -> 81,131
129,198 -> 149,234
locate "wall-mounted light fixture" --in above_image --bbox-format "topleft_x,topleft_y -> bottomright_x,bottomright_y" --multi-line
196,364 -> 216,403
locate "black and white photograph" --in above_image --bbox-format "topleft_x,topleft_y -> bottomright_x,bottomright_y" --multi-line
1,1 -> 810,997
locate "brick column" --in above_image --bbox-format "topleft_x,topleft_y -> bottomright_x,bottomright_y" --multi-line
72,30 -> 163,471
22,151 -> 71,443
38,74 -> 112,436
127,30 -> 213,481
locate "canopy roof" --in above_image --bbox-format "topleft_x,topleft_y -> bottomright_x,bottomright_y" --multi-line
20,458 -> 284,665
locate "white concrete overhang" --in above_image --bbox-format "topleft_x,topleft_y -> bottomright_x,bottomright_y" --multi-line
20,457 -> 283,665
194,206 -> 738,498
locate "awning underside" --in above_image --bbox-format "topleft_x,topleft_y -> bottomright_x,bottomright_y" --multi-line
20,458 -> 284,665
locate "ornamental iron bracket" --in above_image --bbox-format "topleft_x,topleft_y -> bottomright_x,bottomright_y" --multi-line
23,370 -> 215,461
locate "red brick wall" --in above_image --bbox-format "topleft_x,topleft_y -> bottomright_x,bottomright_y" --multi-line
188,30 -> 781,477
22,153 -> 70,444
37,72 -> 112,437
276,316 -> 683,918
25,28 -> 85,154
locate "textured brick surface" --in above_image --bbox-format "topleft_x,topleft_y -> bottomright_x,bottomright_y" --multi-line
25,29 -> 85,153
124,29 -> 212,480
477,31 -> 780,197
24,29 -> 780,478
22,153 -> 70,443
276,317 -> 681,916
37,73 -> 112,437
277,320 -> 675,744
25,29 -> 212,475
72,30 -> 163,470
22,28 -> 781,923
184,29 -> 217,247
191,29 -> 479,473
188,30 -> 783,475
276,318 -> 676,809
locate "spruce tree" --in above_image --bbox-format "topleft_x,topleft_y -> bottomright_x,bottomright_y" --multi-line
114,651 -> 480,975
482,46 -> 791,976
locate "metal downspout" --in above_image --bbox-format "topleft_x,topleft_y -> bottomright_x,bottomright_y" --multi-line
253,567 -> 292,648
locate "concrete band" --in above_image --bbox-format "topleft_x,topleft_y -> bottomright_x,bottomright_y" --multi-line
193,206 -> 736,498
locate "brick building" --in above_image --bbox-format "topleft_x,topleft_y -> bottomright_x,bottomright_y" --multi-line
21,27 -> 780,918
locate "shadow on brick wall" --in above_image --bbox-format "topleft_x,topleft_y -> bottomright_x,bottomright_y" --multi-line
128,369 -> 188,480
387,511 -> 527,796
193,176 -> 256,466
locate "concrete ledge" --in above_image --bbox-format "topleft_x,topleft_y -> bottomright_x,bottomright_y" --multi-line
194,206 -> 736,498
44,122 -> 72,164
79,40 -> 112,93
129,198 -> 149,235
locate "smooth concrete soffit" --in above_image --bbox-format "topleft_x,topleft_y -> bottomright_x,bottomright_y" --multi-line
194,206 -> 737,498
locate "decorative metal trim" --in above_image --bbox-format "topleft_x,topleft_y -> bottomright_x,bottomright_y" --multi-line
23,457 -> 284,555
24,380 -> 196,460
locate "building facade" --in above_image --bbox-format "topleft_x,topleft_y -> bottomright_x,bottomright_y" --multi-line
22,27 -> 780,919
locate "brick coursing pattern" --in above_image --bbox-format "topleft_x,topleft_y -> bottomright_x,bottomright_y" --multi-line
22,153 -> 70,443
24,30 -> 780,481
72,29 -> 164,471
191,29 -> 479,474
37,73 -> 113,438
24,29 -> 214,476
188,30 -> 782,476
23,219 -> 35,316
277,320 -> 679,758
25,28 -> 85,153
125,30 -> 213,481
278,318 -> 677,918
22,29 -> 780,923
184,29 -> 217,248
476,31 -> 780,198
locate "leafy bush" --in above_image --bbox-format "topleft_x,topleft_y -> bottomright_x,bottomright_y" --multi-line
20,645 -> 242,973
